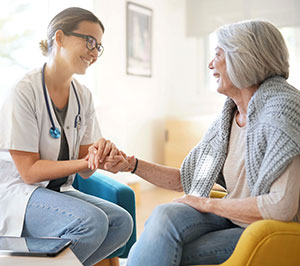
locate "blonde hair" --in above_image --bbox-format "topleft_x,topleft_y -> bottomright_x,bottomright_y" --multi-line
40,7 -> 104,57
216,20 -> 289,88
39,40 -> 49,57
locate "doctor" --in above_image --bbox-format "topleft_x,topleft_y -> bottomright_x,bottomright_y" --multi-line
0,7 -> 132,266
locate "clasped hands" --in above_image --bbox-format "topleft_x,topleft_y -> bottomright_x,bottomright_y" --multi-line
86,138 -> 135,174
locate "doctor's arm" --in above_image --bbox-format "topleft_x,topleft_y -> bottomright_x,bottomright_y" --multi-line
10,149 -> 89,184
9,138 -> 117,184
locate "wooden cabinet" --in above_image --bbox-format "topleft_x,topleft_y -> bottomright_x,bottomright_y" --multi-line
164,116 -> 215,168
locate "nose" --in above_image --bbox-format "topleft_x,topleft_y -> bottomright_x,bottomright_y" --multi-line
88,47 -> 98,59
208,59 -> 214,69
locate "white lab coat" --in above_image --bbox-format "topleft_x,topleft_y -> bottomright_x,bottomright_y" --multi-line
0,67 -> 101,236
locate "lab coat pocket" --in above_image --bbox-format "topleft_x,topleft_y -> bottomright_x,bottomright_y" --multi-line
78,125 -> 87,144
72,125 -> 87,159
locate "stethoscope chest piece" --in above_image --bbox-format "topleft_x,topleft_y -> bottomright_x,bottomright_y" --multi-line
49,127 -> 61,139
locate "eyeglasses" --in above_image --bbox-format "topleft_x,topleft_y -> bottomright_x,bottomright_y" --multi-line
64,31 -> 104,57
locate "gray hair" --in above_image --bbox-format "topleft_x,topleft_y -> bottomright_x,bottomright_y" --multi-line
40,7 -> 104,57
216,20 -> 289,89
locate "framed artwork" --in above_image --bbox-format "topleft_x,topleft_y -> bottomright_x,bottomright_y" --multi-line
126,2 -> 152,77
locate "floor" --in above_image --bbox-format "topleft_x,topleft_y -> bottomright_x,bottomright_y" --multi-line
135,186 -> 184,236
120,186 -> 184,265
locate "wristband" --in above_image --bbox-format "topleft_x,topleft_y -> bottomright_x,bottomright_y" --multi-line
131,158 -> 139,174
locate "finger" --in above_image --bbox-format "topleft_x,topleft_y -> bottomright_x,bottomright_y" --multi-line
89,148 -> 97,170
105,156 -> 123,164
104,155 -> 117,162
173,198 -> 181,203
88,144 -> 98,169
87,147 -> 92,169
94,138 -> 106,165
103,160 -> 124,173
99,140 -> 112,163
110,144 -> 119,157
173,198 -> 188,205
108,160 -> 129,173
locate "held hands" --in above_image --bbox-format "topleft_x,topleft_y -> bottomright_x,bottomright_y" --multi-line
87,138 -> 118,170
87,138 -> 136,174
103,151 -> 136,174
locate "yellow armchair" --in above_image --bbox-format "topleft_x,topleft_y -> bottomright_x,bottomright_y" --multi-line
192,190 -> 300,266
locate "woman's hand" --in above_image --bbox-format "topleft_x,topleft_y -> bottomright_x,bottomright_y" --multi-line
173,195 -> 211,213
87,138 -> 119,170
103,151 -> 136,174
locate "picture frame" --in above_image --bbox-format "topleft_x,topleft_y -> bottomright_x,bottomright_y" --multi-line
126,2 -> 152,77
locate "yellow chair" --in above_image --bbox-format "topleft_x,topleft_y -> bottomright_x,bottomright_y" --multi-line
192,190 -> 300,266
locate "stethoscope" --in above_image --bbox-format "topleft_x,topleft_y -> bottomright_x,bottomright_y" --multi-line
42,63 -> 81,139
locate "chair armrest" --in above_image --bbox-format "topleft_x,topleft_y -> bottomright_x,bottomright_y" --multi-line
73,172 -> 136,258
222,219 -> 300,266
209,190 -> 227,198
196,220 -> 300,266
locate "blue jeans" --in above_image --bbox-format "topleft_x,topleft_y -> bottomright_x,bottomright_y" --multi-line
127,203 -> 244,266
22,187 -> 133,266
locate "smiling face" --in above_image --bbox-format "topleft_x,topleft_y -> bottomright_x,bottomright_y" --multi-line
61,20 -> 103,75
208,47 -> 237,96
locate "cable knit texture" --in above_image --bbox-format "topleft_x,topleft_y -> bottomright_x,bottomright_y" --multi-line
180,76 -> 300,197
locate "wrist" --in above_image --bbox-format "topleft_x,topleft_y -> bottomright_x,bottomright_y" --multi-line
79,158 -> 89,170
130,158 -> 138,173
206,198 -> 217,213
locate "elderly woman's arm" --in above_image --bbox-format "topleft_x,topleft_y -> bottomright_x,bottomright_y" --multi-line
175,155 -> 300,224
175,194 -> 262,224
132,159 -> 183,192
257,155 -> 300,221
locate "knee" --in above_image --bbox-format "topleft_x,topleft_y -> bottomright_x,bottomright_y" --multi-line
67,208 -> 109,262
148,203 -> 179,225
71,206 -> 109,244
116,208 -> 134,243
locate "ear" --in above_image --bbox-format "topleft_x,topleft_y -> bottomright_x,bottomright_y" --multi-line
54,30 -> 65,48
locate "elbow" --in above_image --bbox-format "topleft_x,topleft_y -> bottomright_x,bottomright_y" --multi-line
22,179 -> 35,185
276,211 -> 298,222
264,205 -> 298,222
278,205 -> 298,222
176,186 -> 184,192
173,183 -> 184,192
21,174 -> 36,185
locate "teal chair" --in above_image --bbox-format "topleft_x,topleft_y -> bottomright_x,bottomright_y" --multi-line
73,172 -> 136,264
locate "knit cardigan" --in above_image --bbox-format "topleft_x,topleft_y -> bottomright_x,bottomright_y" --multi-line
180,76 -> 300,197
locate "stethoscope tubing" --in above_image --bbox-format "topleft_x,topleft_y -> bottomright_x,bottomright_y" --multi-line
41,63 -> 81,139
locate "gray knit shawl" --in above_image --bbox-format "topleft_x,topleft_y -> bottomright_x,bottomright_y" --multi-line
180,76 -> 300,197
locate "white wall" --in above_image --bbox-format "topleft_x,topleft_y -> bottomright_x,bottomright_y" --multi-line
186,0 -> 300,36
91,0 -> 225,188
93,0 -> 166,162
92,0 -> 185,187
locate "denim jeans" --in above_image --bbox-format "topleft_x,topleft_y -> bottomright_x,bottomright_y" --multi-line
22,187 -> 133,266
127,202 -> 244,266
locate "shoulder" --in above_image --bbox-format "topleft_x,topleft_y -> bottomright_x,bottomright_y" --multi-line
249,76 -> 300,123
9,68 -> 43,107
71,78 -> 93,104
253,76 -> 300,108
248,76 -> 300,144
15,68 -> 42,91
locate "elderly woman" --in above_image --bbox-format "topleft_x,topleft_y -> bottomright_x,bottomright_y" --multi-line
90,20 -> 300,265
